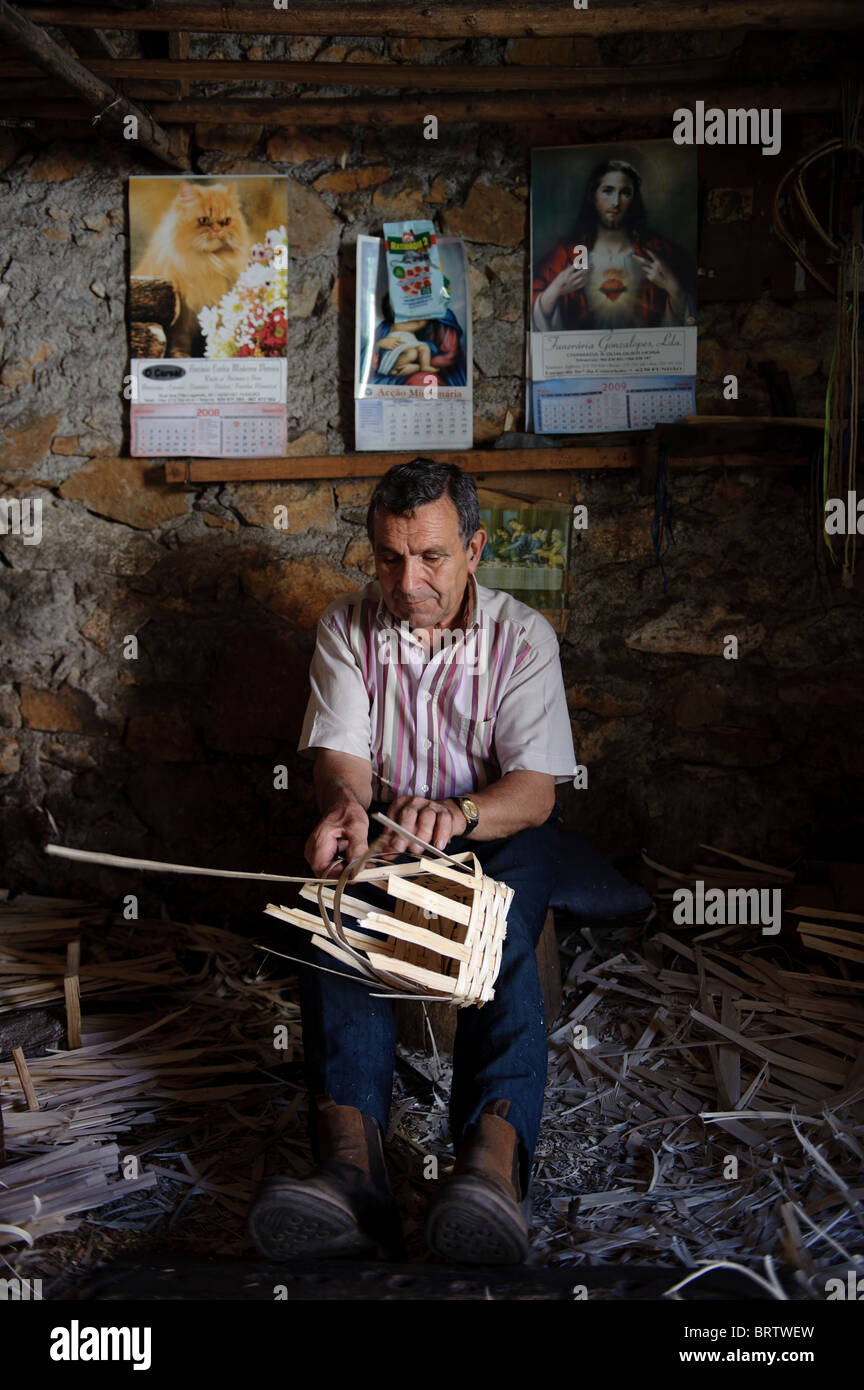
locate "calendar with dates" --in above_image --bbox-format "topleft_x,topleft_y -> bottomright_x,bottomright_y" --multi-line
128,174 -> 288,457
533,375 -> 695,434
354,234 -> 472,452
356,393 -> 472,451
529,141 -> 698,436
131,404 -> 287,458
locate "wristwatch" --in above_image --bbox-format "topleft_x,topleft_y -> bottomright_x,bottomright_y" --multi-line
452,796 -> 480,837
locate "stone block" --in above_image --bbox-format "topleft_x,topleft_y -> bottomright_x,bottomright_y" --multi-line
224,480 -> 334,531
58,458 -> 189,530
314,166 -> 391,194
242,555 -> 349,628
287,181 -> 341,257
442,180 -> 526,246
20,683 -> 110,735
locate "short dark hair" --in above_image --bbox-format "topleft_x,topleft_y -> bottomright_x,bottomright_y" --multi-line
366,458 -> 480,549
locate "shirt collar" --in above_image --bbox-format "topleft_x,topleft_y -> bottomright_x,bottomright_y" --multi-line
376,573 -> 482,632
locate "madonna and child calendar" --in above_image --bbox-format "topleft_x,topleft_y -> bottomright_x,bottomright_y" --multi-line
354,234 -> 473,452
128,175 -> 288,457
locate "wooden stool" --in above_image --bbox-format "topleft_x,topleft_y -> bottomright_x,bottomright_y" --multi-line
395,908 -> 562,1053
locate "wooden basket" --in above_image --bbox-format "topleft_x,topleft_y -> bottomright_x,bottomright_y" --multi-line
265,812 -> 513,1007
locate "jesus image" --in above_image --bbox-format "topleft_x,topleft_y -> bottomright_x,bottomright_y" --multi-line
531,158 -> 696,333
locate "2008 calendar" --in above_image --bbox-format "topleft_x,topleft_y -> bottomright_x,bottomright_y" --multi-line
128,175 -> 288,457
131,404 -> 288,458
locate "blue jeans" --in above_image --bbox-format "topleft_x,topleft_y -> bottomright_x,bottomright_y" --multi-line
297,801 -> 562,1194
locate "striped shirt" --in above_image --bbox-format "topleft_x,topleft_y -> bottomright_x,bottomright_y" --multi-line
299,575 -> 578,802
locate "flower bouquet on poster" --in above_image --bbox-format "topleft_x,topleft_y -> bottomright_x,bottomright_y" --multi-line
198,227 -> 288,359
127,175 -> 288,457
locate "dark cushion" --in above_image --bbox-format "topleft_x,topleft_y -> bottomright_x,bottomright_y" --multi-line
547,826 -> 654,920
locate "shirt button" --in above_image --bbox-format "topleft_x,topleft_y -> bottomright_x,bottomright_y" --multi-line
421,691 -> 432,702
422,738 -> 431,750
420,784 -> 429,793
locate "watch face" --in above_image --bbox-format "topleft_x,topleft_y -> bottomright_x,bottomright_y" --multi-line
462,798 -> 479,819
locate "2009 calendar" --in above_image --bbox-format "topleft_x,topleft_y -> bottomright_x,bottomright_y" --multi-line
530,140 -> 698,434
533,376 -> 696,434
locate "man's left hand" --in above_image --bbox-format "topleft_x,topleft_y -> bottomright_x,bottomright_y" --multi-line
379,796 -> 467,854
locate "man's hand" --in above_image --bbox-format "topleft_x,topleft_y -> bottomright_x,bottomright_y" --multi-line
378,796 -> 467,855
304,799 -> 370,877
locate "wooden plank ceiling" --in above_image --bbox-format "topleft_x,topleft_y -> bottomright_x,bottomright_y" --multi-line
0,1 -> 861,162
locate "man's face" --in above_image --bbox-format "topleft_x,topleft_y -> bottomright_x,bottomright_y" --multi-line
373,495 -> 485,632
594,171 -> 635,228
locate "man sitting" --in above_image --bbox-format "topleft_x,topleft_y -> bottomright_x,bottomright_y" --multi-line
249,458 -> 578,1265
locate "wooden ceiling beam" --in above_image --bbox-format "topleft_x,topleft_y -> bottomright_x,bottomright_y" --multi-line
0,81 -> 838,125
20,1 -> 864,38
0,55 -> 743,90
0,0 -> 185,166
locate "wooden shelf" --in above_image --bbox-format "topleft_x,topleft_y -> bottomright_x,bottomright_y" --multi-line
161,421 -> 820,484
164,445 -> 638,484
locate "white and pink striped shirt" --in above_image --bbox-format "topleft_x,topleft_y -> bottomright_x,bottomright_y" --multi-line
299,575 -> 578,801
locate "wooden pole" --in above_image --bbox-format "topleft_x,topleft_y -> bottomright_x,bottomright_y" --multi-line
22,2 -> 864,37
0,0 -> 186,169
12,1047 -> 40,1111
162,446 -> 640,485
58,82 -> 846,127
0,82 -> 840,126
0,55 -> 739,92
64,938 -> 82,1051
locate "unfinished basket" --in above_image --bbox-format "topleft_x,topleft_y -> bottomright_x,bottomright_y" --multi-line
265,811 -> 513,1007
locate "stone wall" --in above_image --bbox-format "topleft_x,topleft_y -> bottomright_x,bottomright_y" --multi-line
1,39 -> 862,914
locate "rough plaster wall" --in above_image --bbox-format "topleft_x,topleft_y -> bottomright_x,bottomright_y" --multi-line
0,49 -> 862,915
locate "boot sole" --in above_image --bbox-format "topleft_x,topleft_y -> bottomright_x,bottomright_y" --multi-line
425,1176 -> 530,1265
249,1178 -> 382,1261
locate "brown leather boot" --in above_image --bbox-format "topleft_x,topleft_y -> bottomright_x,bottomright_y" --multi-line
425,1100 -> 531,1265
249,1095 -> 403,1260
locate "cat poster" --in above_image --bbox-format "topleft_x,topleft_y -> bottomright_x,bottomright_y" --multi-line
354,234 -> 472,452
529,140 -> 698,434
128,175 -> 288,457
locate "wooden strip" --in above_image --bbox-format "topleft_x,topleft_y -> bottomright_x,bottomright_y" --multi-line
12,1047 -> 40,1110
697,844 -> 795,879
350,910 -> 470,964
169,447 -> 639,485
364,951 -> 455,995
796,922 -> 864,945
789,906 -> 864,924
689,1009 -> 844,1085
415,857 -> 479,888
800,935 -> 864,965
64,975 -> 82,1050
0,54 -> 737,91
65,938 -> 82,1049
46,843 -> 336,884
25,4 -> 863,37
151,83 -> 840,126
263,904 -> 386,952
385,874 -> 472,927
